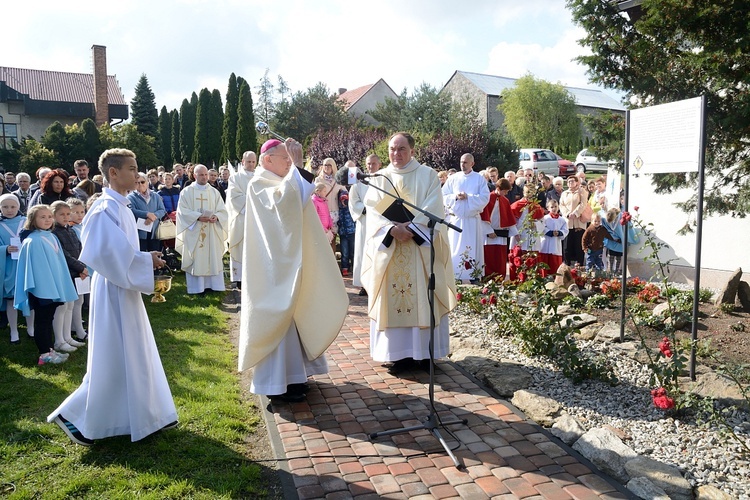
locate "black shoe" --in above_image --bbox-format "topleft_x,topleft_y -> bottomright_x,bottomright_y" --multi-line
288,383 -> 310,395
54,415 -> 94,446
269,392 -> 306,403
161,421 -> 179,431
358,288 -> 368,296
387,357 -> 415,375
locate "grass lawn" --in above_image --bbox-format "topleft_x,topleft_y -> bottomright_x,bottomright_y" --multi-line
0,274 -> 272,499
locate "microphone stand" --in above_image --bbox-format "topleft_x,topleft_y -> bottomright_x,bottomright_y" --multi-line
362,178 -> 468,470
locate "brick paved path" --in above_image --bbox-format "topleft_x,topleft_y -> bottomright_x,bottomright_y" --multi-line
260,280 -> 631,500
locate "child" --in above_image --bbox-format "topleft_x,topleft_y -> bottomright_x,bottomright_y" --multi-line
66,197 -> 86,240
50,201 -> 88,352
337,188 -> 356,277
582,212 -> 608,271
602,207 -> 624,274
509,184 -> 545,281
539,199 -> 569,278
0,194 -> 34,343
14,205 -> 79,365
66,197 -> 90,340
480,178 -> 517,280
312,182 -> 334,247
48,148 -> 177,446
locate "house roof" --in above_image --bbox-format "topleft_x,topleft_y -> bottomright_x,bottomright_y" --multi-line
447,70 -> 625,111
337,83 -> 375,110
0,66 -> 127,105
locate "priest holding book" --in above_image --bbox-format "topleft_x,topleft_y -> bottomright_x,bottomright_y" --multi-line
360,132 -> 457,375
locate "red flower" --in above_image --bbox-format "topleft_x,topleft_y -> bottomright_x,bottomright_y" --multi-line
658,337 -> 673,358
524,258 -> 535,268
513,257 -> 523,267
634,206 -> 639,212
480,298 -> 488,305
489,294 -> 497,305
456,292 -> 463,301
482,287 -> 489,295
620,211 -> 632,226
464,261 -> 472,270
651,387 -> 675,410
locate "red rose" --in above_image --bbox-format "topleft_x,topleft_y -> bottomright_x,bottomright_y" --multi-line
651,387 -> 675,410
482,287 -> 489,295
456,292 -> 463,301
513,257 -> 523,267
464,261 -> 472,270
489,294 -> 497,305
524,258 -> 535,268
480,298 -> 488,305
634,206 -> 639,211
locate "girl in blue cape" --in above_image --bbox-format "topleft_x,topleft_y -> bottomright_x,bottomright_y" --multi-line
0,194 -> 33,344
14,204 -> 79,365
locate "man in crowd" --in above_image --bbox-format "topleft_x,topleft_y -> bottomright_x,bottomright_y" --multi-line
12,173 -> 32,215
207,168 -> 226,201
504,170 -> 523,203
30,167 -> 51,195
69,160 -> 103,193
442,153 -> 490,282
239,138 -> 347,403
218,166 -> 230,192
361,132 -> 456,375
349,154 -> 381,296
5,172 -> 18,192
173,164 -> 189,188
226,151 -> 257,289
176,164 -> 228,294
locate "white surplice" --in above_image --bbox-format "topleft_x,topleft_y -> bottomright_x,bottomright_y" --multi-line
348,180 -> 368,287
48,188 -> 177,442
176,183 -> 228,293
226,169 -> 253,282
442,171 -> 490,280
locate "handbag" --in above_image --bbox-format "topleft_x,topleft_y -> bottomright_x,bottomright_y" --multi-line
579,202 -> 594,223
156,219 -> 176,240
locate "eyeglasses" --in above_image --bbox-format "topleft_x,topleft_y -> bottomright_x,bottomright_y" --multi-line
138,180 -> 147,184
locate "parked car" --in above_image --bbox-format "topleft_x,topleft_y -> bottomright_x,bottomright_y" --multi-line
518,149 -> 559,176
552,153 -> 576,177
575,149 -> 609,173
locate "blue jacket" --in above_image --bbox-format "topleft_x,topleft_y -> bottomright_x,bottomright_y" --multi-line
159,186 -> 181,213
337,189 -> 356,236
601,211 -> 639,253
127,190 -> 167,240
0,215 -> 25,299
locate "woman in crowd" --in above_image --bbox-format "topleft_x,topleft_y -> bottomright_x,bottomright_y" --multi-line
128,173 -> 166,253
315,158 -> 345,253
73,179 -> 96,203
559,176 -> 588,266
28,169 -> 75,208
158,172 -> 180,250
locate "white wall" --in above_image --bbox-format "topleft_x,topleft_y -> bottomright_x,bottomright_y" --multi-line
626,172 -> 750,288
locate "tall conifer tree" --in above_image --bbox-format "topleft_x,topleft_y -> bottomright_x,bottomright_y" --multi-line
209,89 -> 224,167
222,73 -> 239,163
170,109 -> 180,166
157,106 -> 172,166
192,88 -> 212,165
179,96 -> 196,163
236,79 -> 257,157
131,74 -> 159,139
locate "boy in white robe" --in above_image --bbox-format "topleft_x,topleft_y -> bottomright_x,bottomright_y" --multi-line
48,148 -> 177,445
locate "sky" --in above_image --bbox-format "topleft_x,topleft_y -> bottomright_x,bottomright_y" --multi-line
5,0 -> 623,113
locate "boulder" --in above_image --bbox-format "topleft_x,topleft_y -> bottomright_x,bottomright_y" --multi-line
624,456 -> 692,500
560,313 -> 598,329
572,427 -> 638,484
511,389 -> 561,427
567,283 -> 581,298
450,349 -> 533,398
574,324 -> 600,341
680,370 -> 748,409
695,484 -> 734,500
554,263 -> 575,289
626,477 -> 671,500
545,282 -> 571,300
652,302 -> 688,329
550,414 -> 586,445
737,280 -> 750,313
713,267 -> 742,306
595,321 -> 633,342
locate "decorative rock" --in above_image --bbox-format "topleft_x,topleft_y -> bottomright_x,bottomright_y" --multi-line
574,324 -> 600,340
737,280 -> 750,313
713,267 -> 742,306
595,321 -> 632,342
624,456 -> 693,500
481,362 -> 533,398
511,389 -> 561,427
626,477 -> 671,500
572,427 -> 638,484
554,263 -> 575,288
560,312 -> 598,329
567,283 -> 581,298
545,282 -> 571,300
550,414 -> 586,445
695,484 -> 733,500
680,370 -> 748,409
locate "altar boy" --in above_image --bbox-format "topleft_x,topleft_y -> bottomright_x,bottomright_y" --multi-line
48,148 -> 177,445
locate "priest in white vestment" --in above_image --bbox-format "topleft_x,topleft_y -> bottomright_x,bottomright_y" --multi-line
49,148 -> 177,445
360,133 -> 457,375
176,164 -> 228,294
348,154 -> 381,294
226,151 -> 256,287
442,153 -> 490,282
239,138 -> 348,403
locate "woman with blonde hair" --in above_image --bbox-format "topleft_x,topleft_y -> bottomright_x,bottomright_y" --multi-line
315,158 -> 346,253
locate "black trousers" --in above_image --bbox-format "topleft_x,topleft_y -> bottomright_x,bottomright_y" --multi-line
564,228 -> 585,267
29,294 -> 61,355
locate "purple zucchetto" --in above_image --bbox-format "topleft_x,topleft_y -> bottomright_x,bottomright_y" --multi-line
260,139 -> 283,154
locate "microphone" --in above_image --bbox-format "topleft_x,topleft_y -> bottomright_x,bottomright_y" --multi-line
356,172 -> 382,181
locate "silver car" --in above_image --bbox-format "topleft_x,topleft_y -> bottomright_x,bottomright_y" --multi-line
575,149 -> 609,173
518,149 -> 559,176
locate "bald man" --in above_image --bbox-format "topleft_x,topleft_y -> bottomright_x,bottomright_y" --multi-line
176,164 -> 228,294
349,154 -> 381,295
442,153 -> 490,281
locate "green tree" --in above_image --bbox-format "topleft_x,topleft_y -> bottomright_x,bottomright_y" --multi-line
18,139 -> 57,173
222,73 -> 239,163
236,79 -> 257,157
41,121 -> 69,168
170,109 -> 180,167
369,84 -> 452,135
99,123 -> 158,170
78,118 -> 102,168
157,106 -> 172,166
179,95 -> 197,163
130,74 -> 159,139
256,68 -> 275,124
192,88 -> 213,165
209,89 -> 224,167
272,82 -> 350,143
567,0 -> 750,217
499,73 -> 580,149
